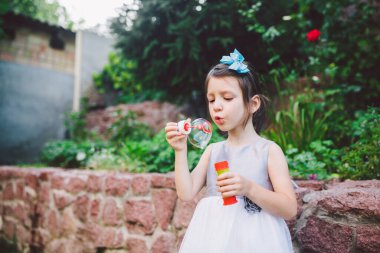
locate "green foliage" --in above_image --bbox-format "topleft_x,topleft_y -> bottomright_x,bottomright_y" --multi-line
339,108 -> 380,179
86,148 -> 129,171
286,140 -> 341,179
107,110 -> 153,143
238,0 -> 380,108
119,123 -> 225,173
264,94 -> 334,151
93,52 -> 164,103
40,140 -> 106,168
64,99 -> 97,142
110,0 -> 258,103
1,0 -> 73,34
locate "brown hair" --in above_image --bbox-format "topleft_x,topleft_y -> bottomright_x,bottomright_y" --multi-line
205,63 -> 269,134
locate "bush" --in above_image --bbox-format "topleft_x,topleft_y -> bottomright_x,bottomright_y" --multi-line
120,123 -> 225,173
107,110 -> 153,144
86,148 -> 129,171
339,108 -> 380,179
286,140 -> 341,180
40,140 -> 105,168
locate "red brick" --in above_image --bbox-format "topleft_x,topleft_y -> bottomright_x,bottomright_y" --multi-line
124,200 -> 157,235
102,198 -> 121,226
51,175 -> 65,189
65,177 -> 87,194
173,199 -> 197,229
54,191 -> 74,209
152,189 -> 177,230
90,198 -> 101,221
105,175 -> 130,196
3,182 -> 14,200
151,233 -> 176,253
73,195 -> 90,221
131,175 -> 151,195
126,238 -> 148,253
151,173 -> 175,189
88,174 -> 102,192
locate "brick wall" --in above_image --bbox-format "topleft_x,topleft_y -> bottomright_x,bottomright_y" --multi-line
1,167 -> 379,253
0,167 -> 198,253
0,27 -> 75,74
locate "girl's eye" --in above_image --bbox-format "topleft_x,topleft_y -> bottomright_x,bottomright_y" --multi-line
208,100 -> 215,103
224,97 -> 233,101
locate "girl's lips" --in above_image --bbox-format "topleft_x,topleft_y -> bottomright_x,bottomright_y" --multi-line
214,116 -> 224,124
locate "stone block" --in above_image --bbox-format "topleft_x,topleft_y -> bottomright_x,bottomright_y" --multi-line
152,189 -> 177,230
126,238 -> 148,253
356,224 -> 380,253
151,173 -> 175,189
124,200 -> 157,235
173,199 -> 197,229
102,198 -> 121,226
73,195 -> 90,222
297,216 -> 353,253
131,175 -> 151,196
54,191 -> 74,209
151,233 -> 176,253
105,175 -> 130,196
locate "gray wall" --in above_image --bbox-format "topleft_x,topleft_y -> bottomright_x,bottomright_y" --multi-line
80,31 -> 114,95
0,62 -> 74,164
0,31 -> 114,164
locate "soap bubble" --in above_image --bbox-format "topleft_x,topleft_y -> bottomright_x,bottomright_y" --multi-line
187,118 -> 212,149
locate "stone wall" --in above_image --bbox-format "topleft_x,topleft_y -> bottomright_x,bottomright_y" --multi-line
0,167 -> 379,253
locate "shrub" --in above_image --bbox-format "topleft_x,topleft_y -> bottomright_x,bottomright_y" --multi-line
40,140 -> 105,168
286,140 -> 341,180
339,108 -> 380,179
86,148 -> 128,171
120,123 -> 225,173
107,110 -> 153,144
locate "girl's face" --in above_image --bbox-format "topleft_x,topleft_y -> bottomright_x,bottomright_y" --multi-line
206,76 -> 247,132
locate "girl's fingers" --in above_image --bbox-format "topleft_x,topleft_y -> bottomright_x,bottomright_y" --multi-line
166,131 -> 182,139
222,191 -> 238,198
165,125 -> 178,133
216,178 -> 236,187
216,172 -> 234,182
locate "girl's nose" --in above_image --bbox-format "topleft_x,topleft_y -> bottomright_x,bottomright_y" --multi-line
213,100 -> 222,111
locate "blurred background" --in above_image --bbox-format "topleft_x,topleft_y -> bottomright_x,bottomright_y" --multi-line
0,0 -> 379,181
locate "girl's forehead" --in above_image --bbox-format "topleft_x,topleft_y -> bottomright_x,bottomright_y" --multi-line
207,76 -> 241,93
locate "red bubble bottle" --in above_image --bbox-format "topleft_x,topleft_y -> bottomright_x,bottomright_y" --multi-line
214,161 -> 238,205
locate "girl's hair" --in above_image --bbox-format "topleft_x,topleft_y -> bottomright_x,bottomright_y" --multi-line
204,63 -> 269,134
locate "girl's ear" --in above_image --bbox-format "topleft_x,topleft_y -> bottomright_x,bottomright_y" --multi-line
249,95 -> 261,114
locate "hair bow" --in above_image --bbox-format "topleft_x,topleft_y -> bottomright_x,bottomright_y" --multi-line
220,49 -> 249,74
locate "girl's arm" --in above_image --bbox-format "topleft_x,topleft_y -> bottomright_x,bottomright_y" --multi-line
217,143 -> 297,220
174,145 -> 212,201
165,122 -> 212,201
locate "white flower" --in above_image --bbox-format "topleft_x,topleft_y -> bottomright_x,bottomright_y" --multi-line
76,152 -> 86,161
312,75 -> 320,83
282,16 -> 292,21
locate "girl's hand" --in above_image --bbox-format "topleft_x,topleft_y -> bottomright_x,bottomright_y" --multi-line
216,172 -> 252,198
165,122 -> 187,152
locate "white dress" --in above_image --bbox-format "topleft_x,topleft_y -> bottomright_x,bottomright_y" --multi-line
179,137 -> 293,253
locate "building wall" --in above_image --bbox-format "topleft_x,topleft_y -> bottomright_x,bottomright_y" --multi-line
0,27 -> 75,74
0,62 -> 74,163
0,20 -> 113,164
80,31 -> 114,95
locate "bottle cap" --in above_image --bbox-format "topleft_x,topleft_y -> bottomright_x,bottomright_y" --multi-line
214,161 -> 229,171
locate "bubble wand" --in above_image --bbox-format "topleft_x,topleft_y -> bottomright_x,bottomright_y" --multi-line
177,118 -> 212,149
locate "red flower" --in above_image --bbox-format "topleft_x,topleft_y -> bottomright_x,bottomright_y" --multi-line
307,29 -> 321,42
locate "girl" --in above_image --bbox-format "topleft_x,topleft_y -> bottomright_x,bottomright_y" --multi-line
165,49 -> 297,253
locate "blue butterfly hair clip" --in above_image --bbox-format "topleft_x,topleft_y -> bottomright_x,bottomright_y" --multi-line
220,49 -> 249,74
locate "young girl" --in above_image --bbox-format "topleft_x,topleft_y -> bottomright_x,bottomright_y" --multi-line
165,49 -> 297,253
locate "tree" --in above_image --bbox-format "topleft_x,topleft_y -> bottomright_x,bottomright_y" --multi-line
1,0 -> 73,37
110,0 -> 267,107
